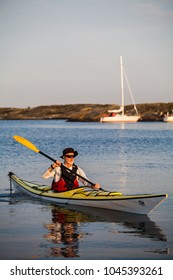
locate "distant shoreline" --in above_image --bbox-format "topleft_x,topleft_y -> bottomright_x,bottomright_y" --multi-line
0,102 -> 173,122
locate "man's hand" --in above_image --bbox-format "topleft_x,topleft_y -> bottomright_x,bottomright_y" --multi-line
93,183 -> 100,189
52,160 -> 61,168
49,160 -> 61,171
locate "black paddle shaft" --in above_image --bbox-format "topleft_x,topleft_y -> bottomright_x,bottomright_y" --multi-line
39,150 -> 95,186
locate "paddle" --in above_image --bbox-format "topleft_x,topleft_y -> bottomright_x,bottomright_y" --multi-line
13,135 -> 95,187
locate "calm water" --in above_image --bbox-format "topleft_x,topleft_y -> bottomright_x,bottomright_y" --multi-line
0,120 -> 173,260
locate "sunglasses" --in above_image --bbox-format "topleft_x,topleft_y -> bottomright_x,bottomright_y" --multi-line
65,155 -> 75,158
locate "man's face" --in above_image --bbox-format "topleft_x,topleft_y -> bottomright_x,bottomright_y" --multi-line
64,153 -> 75,165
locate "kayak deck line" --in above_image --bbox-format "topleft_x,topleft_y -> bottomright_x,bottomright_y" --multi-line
8,172 -> 168,215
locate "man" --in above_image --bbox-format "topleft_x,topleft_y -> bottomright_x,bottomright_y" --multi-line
42,147 -> 100,192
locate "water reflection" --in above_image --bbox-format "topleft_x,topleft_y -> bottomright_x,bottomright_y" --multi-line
44,205 -> 168,258
79,207 -> 168,243
44,207 -> 91,258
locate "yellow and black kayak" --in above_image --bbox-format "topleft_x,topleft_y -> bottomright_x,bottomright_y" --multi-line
9,172 -> 168,215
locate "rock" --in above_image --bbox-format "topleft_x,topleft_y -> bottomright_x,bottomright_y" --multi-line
0,102 -> 173,122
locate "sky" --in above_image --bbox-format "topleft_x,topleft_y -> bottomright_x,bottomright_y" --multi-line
0,0 -> 173,108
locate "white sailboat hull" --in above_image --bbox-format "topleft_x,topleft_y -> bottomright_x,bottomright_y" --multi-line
163,116 -> 173,122
100,114 -> 140,123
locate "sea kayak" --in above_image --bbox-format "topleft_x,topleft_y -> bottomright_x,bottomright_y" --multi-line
9,172 -> 168,215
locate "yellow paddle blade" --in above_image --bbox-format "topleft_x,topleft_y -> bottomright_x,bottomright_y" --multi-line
13,135 -> 39,153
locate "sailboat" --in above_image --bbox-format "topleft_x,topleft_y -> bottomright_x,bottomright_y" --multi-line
100,56 -> 140,123
163,111 -> 173,122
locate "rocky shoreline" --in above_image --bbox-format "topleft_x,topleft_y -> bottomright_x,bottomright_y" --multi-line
0,102 -> 173,122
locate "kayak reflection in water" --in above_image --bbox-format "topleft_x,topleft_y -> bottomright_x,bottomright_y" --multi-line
42,147 -> 100,192
44,208 -> 84,258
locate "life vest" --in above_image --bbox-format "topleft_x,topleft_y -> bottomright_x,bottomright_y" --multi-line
51,164 -> 79,192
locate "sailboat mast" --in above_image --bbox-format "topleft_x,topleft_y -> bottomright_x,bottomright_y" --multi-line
120,56 -> 124,115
